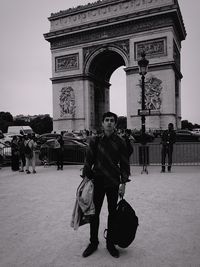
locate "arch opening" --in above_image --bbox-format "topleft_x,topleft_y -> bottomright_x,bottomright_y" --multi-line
110,66 -> 126,117
87,49 -> 126,130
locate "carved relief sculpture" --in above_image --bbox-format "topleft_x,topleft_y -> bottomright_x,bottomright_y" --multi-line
135,38 -> 166,60
59,87 -> 76,117
55,53 -> 79,72
138,75 -> 163,110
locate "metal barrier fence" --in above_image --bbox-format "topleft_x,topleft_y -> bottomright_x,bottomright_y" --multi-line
129,142 -> 200,166
1,143 -> 200,166
0,146 -> 11,166
39,147 -> 87,165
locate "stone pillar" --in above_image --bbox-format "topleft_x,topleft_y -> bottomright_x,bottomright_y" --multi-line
126,29 -> 182,131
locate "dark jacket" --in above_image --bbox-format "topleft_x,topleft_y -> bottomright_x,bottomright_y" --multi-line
82,133 -> 130,187
161,129 -> 176,148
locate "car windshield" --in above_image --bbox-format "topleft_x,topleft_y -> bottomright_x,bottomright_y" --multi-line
23,129 -> 33,134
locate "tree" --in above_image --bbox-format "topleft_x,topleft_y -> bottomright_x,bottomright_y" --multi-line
181,120 -> 195,130
0,112 -> 13,132
0,112 -> 13,122
30,115 -> 53,134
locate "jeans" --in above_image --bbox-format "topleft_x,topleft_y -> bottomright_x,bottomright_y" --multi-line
161,145 -> 173,168
90,179 -> 119,246
56,149 -> 63,169
25,151 -> 36,171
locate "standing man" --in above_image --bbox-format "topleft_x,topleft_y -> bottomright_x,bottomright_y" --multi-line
81,111 -> 130,258
24,134 -> 37,174
55,134 -> 64,170
161,123 -> 176,172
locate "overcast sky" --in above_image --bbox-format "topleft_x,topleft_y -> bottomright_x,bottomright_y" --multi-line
0,0 -> 199,124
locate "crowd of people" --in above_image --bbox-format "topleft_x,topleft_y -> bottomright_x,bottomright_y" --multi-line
10,133 -> 37,174
0,119 -> 176,175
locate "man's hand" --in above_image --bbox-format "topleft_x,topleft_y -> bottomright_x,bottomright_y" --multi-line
119,183 -> 126,198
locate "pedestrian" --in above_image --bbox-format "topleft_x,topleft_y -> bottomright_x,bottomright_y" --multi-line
24,133 -> 37,174
11,136 -> 20,171
161,123 -> 176,172
122,129 -> 134,177
55,134 -> 64,170
18,135 -> 26,172
122,129 -> 134,158
81,111 -> 130,258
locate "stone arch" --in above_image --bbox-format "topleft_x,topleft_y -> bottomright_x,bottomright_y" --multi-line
84,45 -> 129,77
84,46 -> 127,130
44,0 -> 186,132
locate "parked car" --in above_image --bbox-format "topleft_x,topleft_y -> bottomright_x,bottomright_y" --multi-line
37,132 -> 88,147
132,131 -> 155,143
63,132 -> 87,142
39,138 -> 88,164
191,128 -> 200,135
0,133 -> 23,145
175,130 -> 200,142
36,133 -> 61,146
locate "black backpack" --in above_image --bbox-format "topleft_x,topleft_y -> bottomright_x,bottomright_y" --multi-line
105,198 -> 139,248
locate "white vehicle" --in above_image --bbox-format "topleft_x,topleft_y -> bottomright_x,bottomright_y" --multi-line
1,133 -> 23,145
7,126 -> 33,135
192,128 -> 200,135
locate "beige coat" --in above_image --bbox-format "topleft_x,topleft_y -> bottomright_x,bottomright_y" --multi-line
71,177 -> 95,230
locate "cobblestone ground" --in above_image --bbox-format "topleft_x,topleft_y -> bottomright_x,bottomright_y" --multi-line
0,165 -> 200,267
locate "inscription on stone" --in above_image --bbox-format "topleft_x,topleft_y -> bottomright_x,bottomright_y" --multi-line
55,54 -> 79,72
135,38 -> 166,60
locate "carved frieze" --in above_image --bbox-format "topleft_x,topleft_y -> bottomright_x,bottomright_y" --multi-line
83,39 -> 129,62
50,0 -> 174,31
59,86 -> 76,117
55,53 -> 79,72
51,16 -> 172,49
138,75 -> 163,110
135,38 -> 167,60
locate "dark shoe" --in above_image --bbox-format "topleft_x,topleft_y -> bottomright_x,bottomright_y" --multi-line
33,170 -> 36,174
57,167 -> 60,170
161,167 -> 165,173
168,166 -> 171,172
107,244 -> 119,258
82,243 -> 98,258
26,170 -> 31,174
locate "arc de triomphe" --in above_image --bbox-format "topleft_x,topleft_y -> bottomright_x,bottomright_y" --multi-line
44,0 -> 186,132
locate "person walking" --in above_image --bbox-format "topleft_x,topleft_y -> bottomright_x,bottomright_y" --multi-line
161,123 -> 176,172
81,111 -> 130,258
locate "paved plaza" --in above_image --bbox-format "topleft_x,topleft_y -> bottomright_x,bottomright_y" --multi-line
0,165 -> 200,267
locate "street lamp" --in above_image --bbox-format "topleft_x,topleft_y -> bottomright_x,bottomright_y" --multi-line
138,51 -> 149,143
